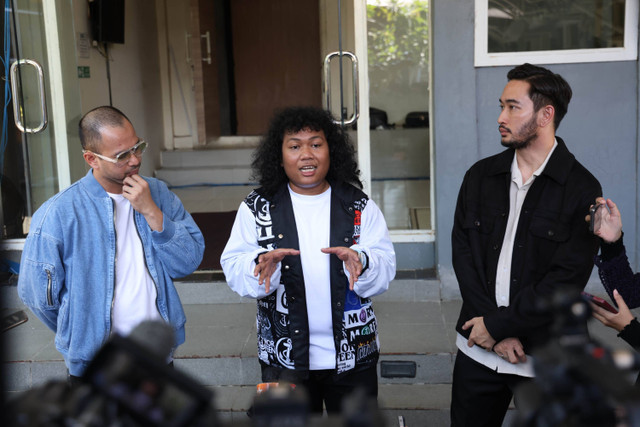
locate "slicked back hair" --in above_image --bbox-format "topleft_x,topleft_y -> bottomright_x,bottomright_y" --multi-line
507,63 -> 572,130
252,106 -> 362,198
78,106 -> 132,151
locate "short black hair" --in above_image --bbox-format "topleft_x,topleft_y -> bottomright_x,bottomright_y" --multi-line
78,106 -> 132,151
251,106 -> 362,197
507,63 -> 572,130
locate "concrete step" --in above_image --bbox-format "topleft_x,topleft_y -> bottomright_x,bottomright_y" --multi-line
209,383 -> 453,426
2,278 -> 630,427
2,278 -> 457,387
156,147 -> 255,187
161,147 -> 255,169
155,166 -> 253,187
173,277 -> 444,305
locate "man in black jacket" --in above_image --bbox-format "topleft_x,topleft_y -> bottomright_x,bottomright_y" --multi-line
450,63 -> 602,426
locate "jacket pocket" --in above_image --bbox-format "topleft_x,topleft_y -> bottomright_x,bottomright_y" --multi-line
463,211 -> 496,235
21,259 -> 58,309
529,214 -> 570,243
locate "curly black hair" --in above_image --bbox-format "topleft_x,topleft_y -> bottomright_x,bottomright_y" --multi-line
251,106 -> 362,197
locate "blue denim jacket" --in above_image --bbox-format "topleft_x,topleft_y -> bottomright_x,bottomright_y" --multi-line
18,170 -> 204,375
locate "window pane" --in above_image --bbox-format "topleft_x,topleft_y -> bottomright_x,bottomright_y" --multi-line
488,0 -> 625,53
366,0 -> 431,230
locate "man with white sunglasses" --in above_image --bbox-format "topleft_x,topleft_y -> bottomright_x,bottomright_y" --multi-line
18,106 -> 205,383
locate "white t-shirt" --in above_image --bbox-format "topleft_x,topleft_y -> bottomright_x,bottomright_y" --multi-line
108,193 -> 162,337
289,186 -> 335,370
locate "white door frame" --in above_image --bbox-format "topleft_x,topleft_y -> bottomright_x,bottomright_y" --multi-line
353,0 -> 434,243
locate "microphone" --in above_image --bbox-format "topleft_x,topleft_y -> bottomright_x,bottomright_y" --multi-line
7,321 -> 216,427
612,348 -> 640,371
80,320 -> 214,427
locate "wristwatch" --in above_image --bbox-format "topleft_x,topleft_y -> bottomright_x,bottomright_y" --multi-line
356,249 -> 369,273
254,251 -> 267,265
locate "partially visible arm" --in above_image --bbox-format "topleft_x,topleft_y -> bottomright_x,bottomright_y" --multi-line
145,183 -> 205,278
591,289 -> 634,333
451,170 -> 501,317
220,203 -> 284,299
618,319 -> 640,350
595,236 -> 640,308
17,230 -> 64,332
592,198 -> 640,308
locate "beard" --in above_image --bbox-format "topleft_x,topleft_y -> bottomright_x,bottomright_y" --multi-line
500,115 -> 538,150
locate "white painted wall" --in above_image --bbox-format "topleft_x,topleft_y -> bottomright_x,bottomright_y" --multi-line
72,0 -> 164,177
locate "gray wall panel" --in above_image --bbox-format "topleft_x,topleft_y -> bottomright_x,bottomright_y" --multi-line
432,0 -> 478,290
432,0 -> 640,294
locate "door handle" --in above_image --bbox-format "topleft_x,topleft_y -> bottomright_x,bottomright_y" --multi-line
323,51 -> 359,126
185,33 -> 192,63
10,59 -> 48,134
201,31 -> 212,65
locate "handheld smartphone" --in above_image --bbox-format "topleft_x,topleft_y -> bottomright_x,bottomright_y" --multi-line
581,291 -> 618,314
589,203 -> 606,234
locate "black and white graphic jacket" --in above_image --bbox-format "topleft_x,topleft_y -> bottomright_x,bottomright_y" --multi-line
221,181 -> 396,375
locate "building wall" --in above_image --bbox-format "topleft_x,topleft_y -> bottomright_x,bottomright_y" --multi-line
72,0 -> 164,179
432,0 -> 640,296
63,0 -> 640,293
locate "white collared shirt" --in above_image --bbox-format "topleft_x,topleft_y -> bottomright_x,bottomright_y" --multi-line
456,139 -> 558,377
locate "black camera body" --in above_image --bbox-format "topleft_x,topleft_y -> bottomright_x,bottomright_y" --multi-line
514,288 -> 640,427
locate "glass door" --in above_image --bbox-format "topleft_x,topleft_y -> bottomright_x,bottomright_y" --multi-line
322,0 -> 433,236
1,0 -> 82,240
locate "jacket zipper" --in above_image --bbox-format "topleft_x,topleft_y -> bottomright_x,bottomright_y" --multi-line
109,197 -> 117,337
133,211 -> 162,319
46,269 -> 53,306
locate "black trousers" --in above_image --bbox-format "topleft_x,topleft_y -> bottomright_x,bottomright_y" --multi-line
303,365 -> 378,414
261,363 -> 378,415
451,350 -> 530,427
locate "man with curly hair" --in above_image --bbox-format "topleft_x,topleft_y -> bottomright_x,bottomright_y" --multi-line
221,106 -> 396,415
